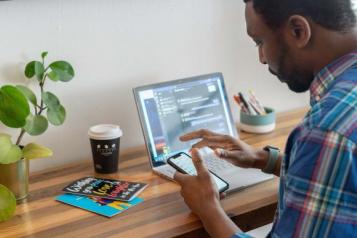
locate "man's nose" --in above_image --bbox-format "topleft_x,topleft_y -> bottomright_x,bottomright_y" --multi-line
259,47 -> 267,64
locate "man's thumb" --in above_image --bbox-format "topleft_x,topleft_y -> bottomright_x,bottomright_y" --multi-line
191,148 -> 208,174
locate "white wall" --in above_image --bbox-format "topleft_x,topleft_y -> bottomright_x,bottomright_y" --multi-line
0,0 -> 309,172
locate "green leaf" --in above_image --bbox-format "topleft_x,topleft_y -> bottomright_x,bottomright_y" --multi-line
47,105 -> 66,126
24,114 -> 48,136
0,134 -> 14,161
0,184 -> 16,222
42,91 -> 60,110
48,61 -> 75,82
0,133 -> 11,138
24,61 -> 37,78
41,51 -> 48,60
0,134 -> 22,164
16,85 -> 37,106
0,85 -> 30,128
47,71 -> 59,82
24,61 -> 45,81
0,146 -> 23,164
23,143 -> 53,160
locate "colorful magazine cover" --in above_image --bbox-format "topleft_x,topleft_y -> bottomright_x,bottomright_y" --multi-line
62,177 -> 148,201
56,193 -> 144,217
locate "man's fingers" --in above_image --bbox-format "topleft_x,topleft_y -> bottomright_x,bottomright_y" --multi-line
205,135 -> 234,143
207,135 -> 245,150
191,148 -> 209,175
180,129 -> 219,141
179,132 -> 199,141
219,192 -> 226,200
190,135 -> 235,149
185,134 -> 241,151
191,140 -> 224,150
215,148 -> 243,159
173,171 -> 189,185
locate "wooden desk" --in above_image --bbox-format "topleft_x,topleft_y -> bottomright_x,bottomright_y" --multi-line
0,108 -> 308,238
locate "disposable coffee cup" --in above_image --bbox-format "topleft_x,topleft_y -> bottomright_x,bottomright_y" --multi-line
88,124 -> 123,173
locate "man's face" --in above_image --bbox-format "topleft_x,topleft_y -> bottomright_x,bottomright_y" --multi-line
245,2 -> 314,93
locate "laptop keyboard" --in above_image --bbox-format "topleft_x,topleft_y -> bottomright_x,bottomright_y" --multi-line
202,153 -> 236,173
160,166 -> 176,178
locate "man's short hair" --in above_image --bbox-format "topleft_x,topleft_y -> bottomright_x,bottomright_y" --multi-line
244,0 -> 356,32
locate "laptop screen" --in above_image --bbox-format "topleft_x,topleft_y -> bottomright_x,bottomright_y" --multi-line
133,73 -> 238,167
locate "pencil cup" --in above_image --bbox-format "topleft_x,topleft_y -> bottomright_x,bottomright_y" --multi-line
239,107 -> 276,134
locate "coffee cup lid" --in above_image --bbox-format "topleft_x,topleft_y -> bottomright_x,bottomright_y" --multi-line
88,124 -> 123,140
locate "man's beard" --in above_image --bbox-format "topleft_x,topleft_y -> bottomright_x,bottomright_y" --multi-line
269,43 -> 314,93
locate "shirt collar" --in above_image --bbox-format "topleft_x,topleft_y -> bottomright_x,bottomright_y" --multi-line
309,50 -> 357,106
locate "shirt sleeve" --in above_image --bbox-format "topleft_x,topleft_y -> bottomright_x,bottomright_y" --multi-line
272,128 -> 357,237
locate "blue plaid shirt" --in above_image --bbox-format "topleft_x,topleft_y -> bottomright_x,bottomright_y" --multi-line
233,51 -> 357,238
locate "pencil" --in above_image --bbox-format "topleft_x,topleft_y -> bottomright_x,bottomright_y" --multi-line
248,90 -> 266,115
239,92 -> 257,115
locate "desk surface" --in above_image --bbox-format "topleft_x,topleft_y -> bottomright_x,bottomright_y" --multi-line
0,108 -> 308,238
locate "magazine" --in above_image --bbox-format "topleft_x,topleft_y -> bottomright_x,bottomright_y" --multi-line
62,177 -> 148,202
56,193 -> 143,217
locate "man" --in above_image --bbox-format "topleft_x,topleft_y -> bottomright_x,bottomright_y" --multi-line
174,0 -> 357,237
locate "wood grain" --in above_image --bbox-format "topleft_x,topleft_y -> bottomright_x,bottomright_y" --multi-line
0,108 -> 308,238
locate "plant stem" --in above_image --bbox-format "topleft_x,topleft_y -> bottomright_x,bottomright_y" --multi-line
16,129 -> 26,146
38,74 -> 47,115
15,57 -> 49,146
39,84 -> 44,115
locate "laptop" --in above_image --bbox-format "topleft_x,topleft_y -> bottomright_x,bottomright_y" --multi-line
133,72 -> 273,193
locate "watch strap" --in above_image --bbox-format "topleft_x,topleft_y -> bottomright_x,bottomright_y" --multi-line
262,146 -> 280,174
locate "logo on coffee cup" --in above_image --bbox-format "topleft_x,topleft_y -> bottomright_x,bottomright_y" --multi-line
96,144 -> 117,155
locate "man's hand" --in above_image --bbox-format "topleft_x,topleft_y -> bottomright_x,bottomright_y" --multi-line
180,129 -> 268,169
174,148 -> 220,216
174,148 -> 241,237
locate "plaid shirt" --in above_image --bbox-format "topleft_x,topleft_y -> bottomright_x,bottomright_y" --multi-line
233,51 -> 357,238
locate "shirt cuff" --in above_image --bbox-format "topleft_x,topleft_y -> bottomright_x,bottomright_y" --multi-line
231,232 -> 253,238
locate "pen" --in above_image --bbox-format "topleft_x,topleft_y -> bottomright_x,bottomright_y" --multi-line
234,95 -> 248,113
233,95 -> 241,109
239,92 -> 257,115
248,90 -> 266,115
248,100 -> 263,115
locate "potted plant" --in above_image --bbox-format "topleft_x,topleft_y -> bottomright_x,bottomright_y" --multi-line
0,51 -> 74,210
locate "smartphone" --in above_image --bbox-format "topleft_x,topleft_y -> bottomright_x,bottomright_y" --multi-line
167,152 -> 229,193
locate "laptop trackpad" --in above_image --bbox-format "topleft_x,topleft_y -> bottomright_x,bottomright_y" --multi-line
216,168 -> 274,192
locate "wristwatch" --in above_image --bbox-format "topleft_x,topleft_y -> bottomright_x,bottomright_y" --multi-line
261,145 -> 280,174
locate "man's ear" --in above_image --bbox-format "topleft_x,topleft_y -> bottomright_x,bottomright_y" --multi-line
286,15 -> 312,48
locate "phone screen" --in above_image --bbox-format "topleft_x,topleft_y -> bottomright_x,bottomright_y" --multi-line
168,152 -> 229,192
